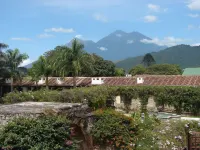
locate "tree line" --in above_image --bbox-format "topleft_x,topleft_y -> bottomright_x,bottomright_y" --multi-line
29,39 -> 125,88
0,41 -> 184,91
0,40 -> 125,90
129,53 -> 182,75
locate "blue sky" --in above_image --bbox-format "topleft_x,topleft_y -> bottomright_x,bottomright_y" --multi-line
0,0 -> 200,66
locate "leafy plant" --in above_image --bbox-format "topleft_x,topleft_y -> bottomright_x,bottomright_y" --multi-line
2,86 -> 200,115
0,115 -> 78,150
92,109 -> 137,150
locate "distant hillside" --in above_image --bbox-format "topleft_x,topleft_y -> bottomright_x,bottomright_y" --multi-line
116,45 -> 200,71
68,30 -> 166,60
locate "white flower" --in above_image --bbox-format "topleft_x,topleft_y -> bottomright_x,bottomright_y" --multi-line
166,140 -> 170,145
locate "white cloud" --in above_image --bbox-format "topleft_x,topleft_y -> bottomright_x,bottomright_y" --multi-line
127,40 -> 134,44
116,34 -> 122,37
38,33 -> 54,38
148,4 -> 160,12
188,0 -> 200,10
19,59 -> 33,67
188,14 -> 199,18
97,47 -> 108,51
191,43 -> 200,46
11,37 -> 31,41
141,37 -> 186,47
144,15 -> 157,23
45,27 -> 75,33
75,35 -> 83,38
93,13 -> 108,22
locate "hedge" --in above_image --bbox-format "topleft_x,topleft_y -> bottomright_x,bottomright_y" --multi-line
2,86 -> 200,115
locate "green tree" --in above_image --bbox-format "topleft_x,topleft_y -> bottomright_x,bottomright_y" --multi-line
92,54 -> 116,77
141,53 -> 156,67
4,49 -> 28,92
54,39 -> 93,87
129,65 -> 146,76
0,43 -> 8,51
0,43 -> 8,78
146,64 -> 182,75
115,68 -> 125,76
29,56 -> 52,89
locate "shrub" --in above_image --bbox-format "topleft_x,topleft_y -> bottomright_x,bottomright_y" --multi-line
131,112 -> 160,150
2,86 -> 200,115
91,110 -> 162,150
91,109 -> 137,150
0,115 -> 78,150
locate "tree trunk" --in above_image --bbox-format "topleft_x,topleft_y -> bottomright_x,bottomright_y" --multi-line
45,76 -> 49,90
73,76 -> 76,88
10,77 -> 13,92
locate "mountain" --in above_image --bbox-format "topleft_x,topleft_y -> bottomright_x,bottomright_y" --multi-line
68,30 -> 166,60
25,30 -> 166,68
24,63 -> 33,68
116,45 -> 200,71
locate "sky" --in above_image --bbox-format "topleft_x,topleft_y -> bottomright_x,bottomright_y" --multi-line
0,0 -> 200,66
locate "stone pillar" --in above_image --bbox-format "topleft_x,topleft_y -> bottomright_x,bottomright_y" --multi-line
130,98 -> 141,111
146,97 -> 158,112
22,87 -> 28,92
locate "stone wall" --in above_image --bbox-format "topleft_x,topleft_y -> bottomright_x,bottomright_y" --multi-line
114,96 -> 173,112
0,102 -> 84,126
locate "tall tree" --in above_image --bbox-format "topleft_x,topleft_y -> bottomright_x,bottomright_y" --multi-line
115,68 -> 125,76
91,54 -> 116,77
0,43 -> 8,78
129,65 -> 146,76
54,39 -> 93,87
141,53 -> 156,67
4,49 -> 29,92
146,64 -> 182,75
29,56 -> 52,89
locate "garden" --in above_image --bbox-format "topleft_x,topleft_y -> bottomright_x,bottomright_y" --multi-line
0,86 -> 200,149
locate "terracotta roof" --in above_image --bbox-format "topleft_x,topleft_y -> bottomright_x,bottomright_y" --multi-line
4,75 -> 200,87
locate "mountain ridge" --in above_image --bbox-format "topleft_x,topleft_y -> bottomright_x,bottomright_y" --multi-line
115,44 -> 200,71
67,30 -> 166,60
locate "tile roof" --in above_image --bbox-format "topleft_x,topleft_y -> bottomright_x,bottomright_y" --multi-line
4,75 -> 200,87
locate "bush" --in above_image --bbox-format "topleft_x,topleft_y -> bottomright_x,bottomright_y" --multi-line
91,109 -> 137,150
0,115 -> 78,150
91,109 -> 161,150
2,90 -> 60,104
131,112 -> 160,150
3,86 -> 200,115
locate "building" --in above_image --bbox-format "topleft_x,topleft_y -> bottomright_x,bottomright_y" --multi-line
183,68 -> 200,76
2,75 -> 200,97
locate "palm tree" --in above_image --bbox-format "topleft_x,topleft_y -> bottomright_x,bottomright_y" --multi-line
0,43 -> 8,77
30,56 -> 52,89
141,53 -> 156,67
4,49 -> 29,92
54,39 -> 93,87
